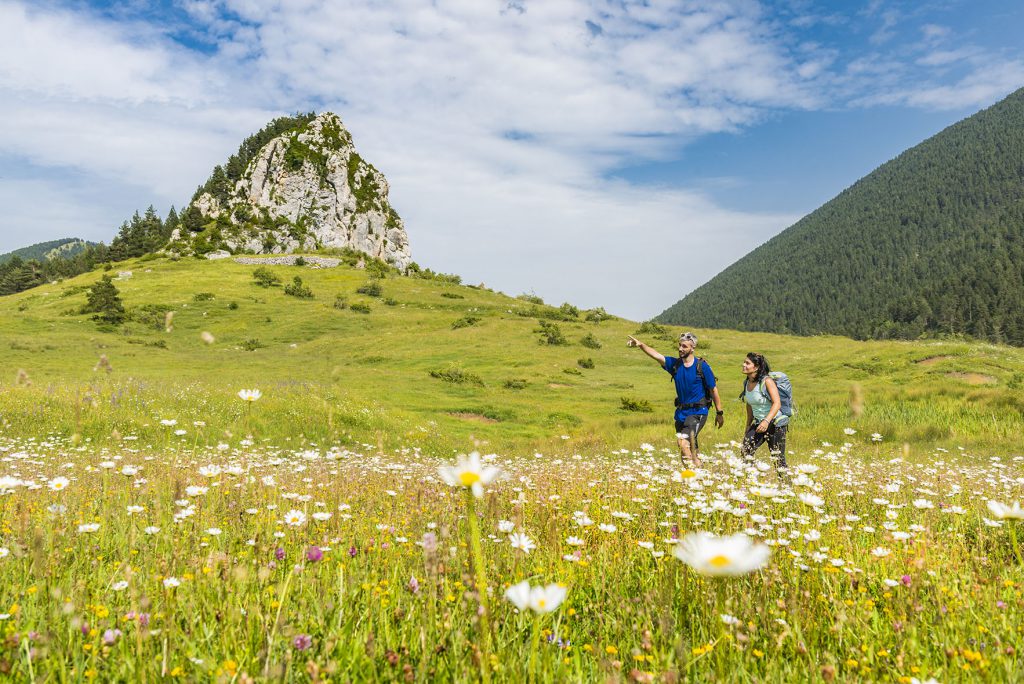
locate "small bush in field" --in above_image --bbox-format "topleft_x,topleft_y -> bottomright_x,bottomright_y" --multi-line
620,396 -> 653,412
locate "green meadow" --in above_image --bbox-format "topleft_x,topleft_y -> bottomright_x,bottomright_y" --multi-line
2,256 -> 1024,683
2,255 -> 1024,457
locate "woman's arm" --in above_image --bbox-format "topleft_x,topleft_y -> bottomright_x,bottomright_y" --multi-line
627,336 -> 666,367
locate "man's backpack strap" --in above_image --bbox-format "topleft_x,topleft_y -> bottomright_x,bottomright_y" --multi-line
673,356 -> 712,409
694,357 -> 712,401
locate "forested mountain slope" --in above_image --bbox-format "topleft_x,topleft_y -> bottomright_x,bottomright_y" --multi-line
0,238 -> 94,265
658,87 -> 1024,345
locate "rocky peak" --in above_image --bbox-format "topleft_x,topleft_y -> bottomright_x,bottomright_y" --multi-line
173,112 -> 412,269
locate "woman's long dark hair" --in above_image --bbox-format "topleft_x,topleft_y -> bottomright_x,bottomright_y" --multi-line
746,352 -> 771,382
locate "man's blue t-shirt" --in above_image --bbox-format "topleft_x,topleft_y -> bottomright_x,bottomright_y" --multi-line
663,356 -> 716,420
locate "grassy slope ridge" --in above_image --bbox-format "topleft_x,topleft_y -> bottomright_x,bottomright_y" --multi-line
3,255 -> 1024,454
657,86 -> 1024,344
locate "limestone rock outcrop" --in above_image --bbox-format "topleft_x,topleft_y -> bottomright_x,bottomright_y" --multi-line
174,113 -> 412,269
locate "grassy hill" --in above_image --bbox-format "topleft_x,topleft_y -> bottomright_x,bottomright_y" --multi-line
659,86 -> 1024,345
3,255 -> 1024,455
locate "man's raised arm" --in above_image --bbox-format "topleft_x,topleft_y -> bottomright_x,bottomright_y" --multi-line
627,336 -> 666,367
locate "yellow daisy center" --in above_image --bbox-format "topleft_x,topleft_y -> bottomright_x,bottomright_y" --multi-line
459,471 -> 481,486
709,555 -> 732,568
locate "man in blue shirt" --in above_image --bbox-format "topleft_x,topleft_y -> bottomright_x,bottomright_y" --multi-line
627,331 -> 724,467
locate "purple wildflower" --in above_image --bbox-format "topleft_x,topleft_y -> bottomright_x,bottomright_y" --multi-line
293,634 -> 312,651
306,546 -> 323,562
274,547 -> 286,561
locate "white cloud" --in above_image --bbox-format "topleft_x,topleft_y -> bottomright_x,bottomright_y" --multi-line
915,47 -> 978,68
0,2 -> 211,105
920,23 -> 950,42
390,156 -> 799,317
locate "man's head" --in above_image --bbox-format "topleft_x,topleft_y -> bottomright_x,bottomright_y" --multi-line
678,332 -> 698,357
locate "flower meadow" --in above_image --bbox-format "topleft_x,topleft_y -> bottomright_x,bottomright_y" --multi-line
0,422 -> 1021,682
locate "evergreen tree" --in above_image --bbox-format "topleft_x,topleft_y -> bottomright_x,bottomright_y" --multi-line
181,205 -> 206,233
83,276 -> 126,324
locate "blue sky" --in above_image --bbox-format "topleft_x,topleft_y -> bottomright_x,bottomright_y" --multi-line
1,0 -> 1022,319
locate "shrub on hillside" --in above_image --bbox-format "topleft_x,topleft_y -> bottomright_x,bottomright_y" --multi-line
535,320 -> 568,345
407,262 -> 461,284
585,307 -> 611,323
441,292 -> 464,299
252,267 -> 281,288
518,293 -> 544,305
284,276 -> 314,299
350,302 -> 371,314
365,259 -> 391,279
429,365 -> 484,386
620,397 -> 653,413
452,315 -> 481,330
580,333 -> 602,349
356,281 -> 383,297
193,292 -> 215,302
333,295 -> 348,310
578,357 -> 595,369
503,379 -> 528,390
242,338 -> 263,351
130,303 -> 173,331
517,305 -> 579,322
559,303 -> 580,319
635,320 -> 668,336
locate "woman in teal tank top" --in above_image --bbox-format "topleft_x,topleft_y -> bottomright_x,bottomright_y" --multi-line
740,353 -> 789,477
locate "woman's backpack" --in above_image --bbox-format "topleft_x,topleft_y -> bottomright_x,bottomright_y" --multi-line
740,372 -> 796,417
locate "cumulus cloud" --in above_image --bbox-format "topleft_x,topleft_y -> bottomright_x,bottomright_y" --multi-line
390,154 -> 799,317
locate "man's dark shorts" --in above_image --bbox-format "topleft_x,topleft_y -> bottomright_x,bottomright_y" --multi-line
674,414 -> 707,452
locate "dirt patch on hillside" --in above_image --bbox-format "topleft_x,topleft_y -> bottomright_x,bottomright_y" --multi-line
548,383 -> 570,389
448,412 -> 499,423
916,355 -> 952,366
947,372 -> 997,385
